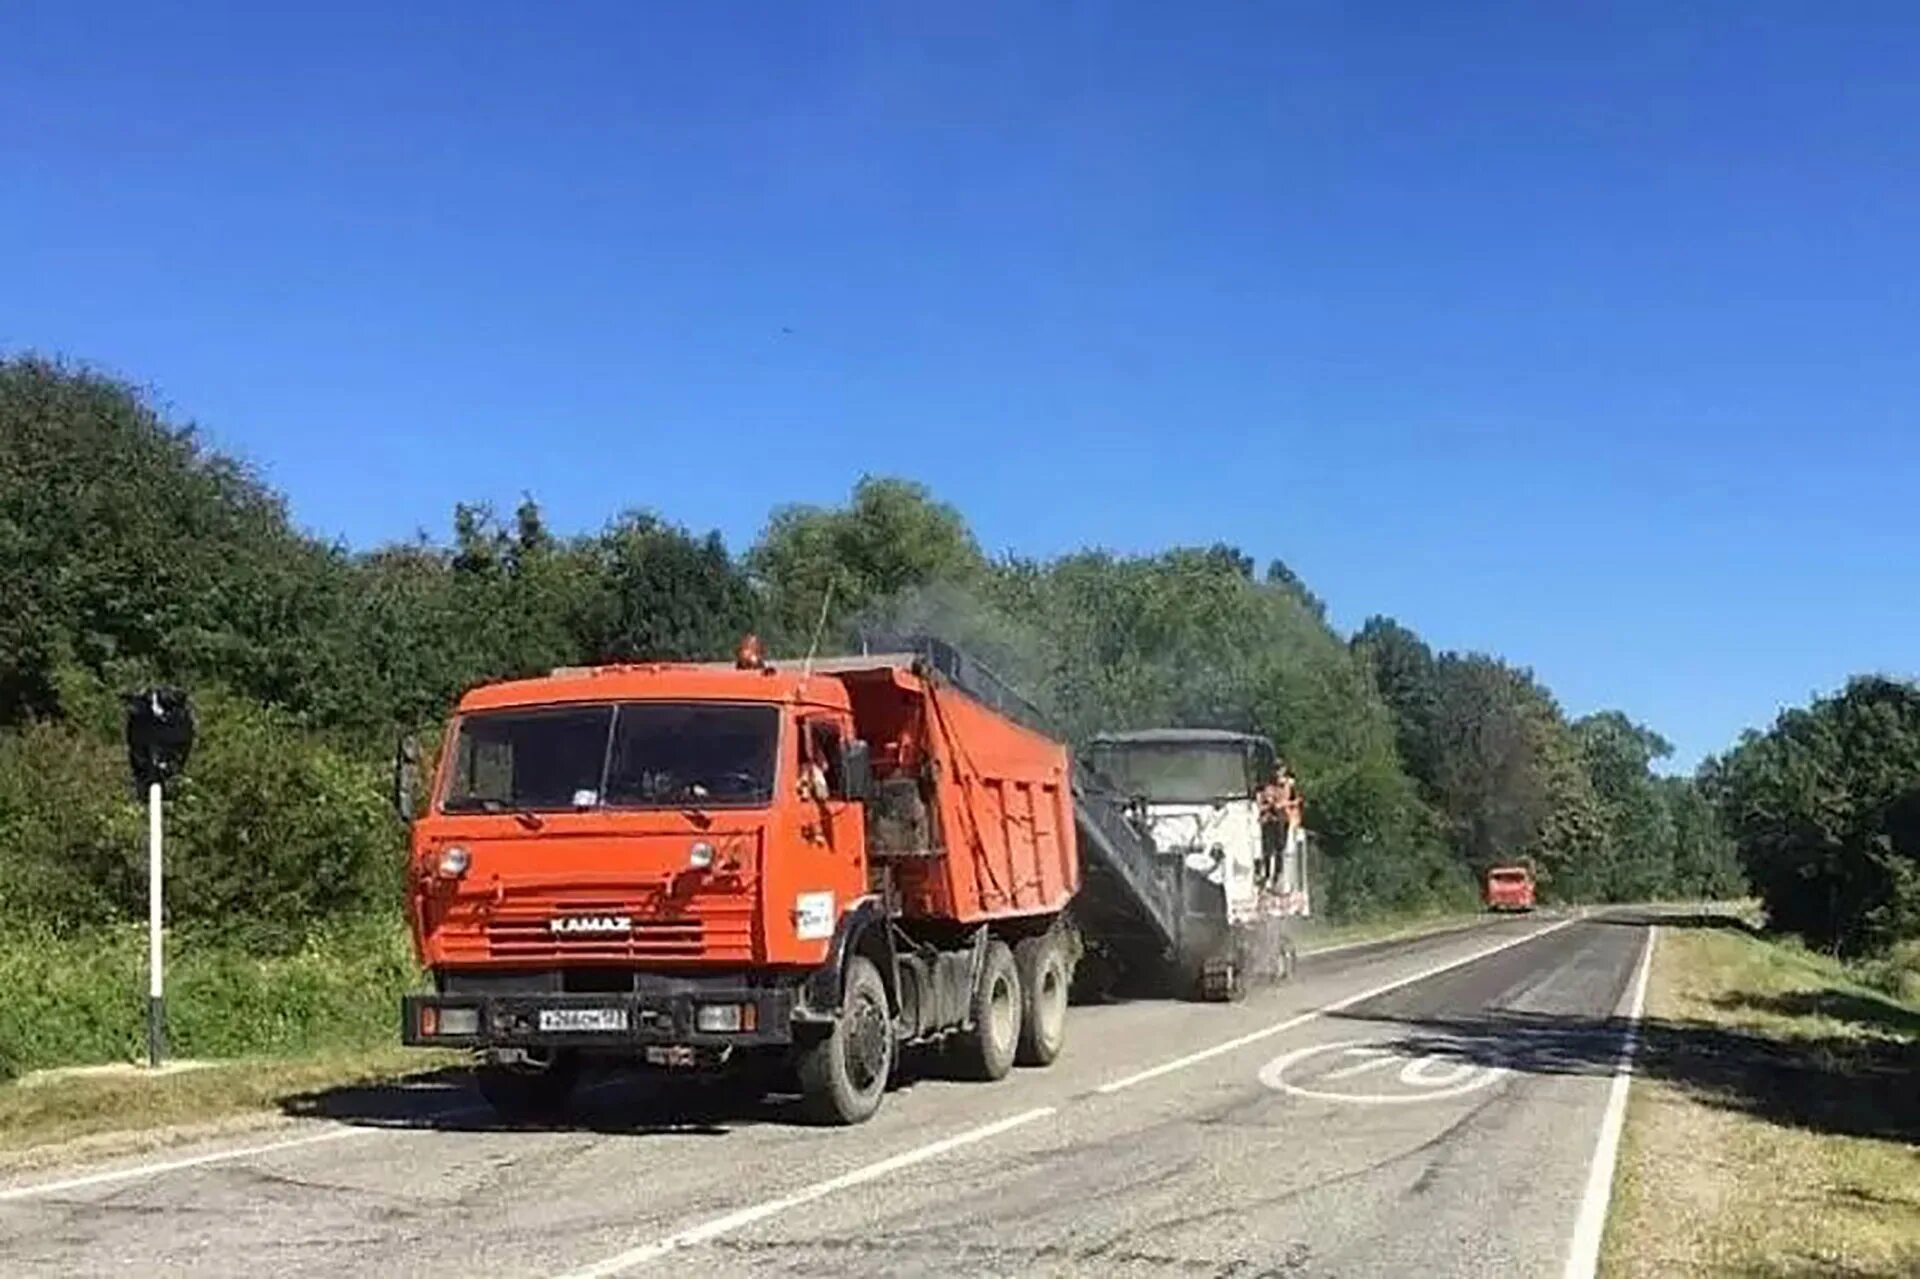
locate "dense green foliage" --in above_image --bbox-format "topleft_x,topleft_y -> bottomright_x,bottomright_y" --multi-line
0,355 -> 1796,1072
0,918 -> 414,1080
1707,677 -> 1920,956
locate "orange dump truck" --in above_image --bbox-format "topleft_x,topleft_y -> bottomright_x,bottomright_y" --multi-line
399,640 -> 1083,1124
1483,864 -> 1537,912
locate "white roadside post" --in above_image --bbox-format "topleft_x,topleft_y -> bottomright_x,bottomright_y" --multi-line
147,778 -> 165,1067
126,686 -> 194,1072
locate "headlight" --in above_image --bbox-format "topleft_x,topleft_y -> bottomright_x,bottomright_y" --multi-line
436,846 -> 471,878
695,1003 -> 755,1033
437,1007 -> 479,1036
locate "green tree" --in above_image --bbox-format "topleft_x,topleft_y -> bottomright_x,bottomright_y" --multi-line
1573,711 -> 1678,900
576,512 -> 757,662
1351,616 -> 1442,788
0,356 -> 345,727
1711,676 -> 1920,954
748,476 -> 985,648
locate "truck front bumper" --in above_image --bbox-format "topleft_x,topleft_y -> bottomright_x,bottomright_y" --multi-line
402,980 -> 798,1051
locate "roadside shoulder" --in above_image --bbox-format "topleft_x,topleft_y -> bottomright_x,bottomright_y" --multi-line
1600,924 -> 1920,1276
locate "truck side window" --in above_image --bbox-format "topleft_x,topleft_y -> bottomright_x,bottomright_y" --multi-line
803,719 -> 845,793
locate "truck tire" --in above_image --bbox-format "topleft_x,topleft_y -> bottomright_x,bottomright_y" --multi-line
476,1050 -> 580,1122
1013,935 -> 1069,1067
795,955 -> 893,1125
955,939 -> 1022,1081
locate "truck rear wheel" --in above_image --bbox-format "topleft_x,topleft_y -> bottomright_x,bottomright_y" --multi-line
796,955 -> 893,1125
476,1050 -> 580,1122
956,939 -> 1022,1081
1013,935 -> 1069,1067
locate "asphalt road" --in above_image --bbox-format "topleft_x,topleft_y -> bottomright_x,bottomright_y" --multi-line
0,911 -> 1655,1278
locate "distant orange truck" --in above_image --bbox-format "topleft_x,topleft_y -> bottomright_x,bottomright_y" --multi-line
1483,864 -> 1537,912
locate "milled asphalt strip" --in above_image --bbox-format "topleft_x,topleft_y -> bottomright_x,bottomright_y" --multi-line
1562,923 -> 1657,1279
1094,914 -> 1577,1094
551,1106 -> 1058,1279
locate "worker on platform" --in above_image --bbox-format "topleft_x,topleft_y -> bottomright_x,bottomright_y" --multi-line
1256,762 -> 1297,886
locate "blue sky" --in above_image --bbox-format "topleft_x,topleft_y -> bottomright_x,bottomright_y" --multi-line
5,3 -> 1918,768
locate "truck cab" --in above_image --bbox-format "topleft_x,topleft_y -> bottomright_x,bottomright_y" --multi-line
1086,729 -> 1307,925
400,657 -> 884,1109
1483,864 -> 1537,912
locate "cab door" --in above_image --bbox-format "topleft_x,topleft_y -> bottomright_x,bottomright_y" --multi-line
763,712 -> 869,963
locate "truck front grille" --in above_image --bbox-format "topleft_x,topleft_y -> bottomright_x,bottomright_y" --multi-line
485,916 -> 705,961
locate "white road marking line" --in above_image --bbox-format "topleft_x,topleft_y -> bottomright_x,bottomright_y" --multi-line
1562,923 -> 1657,1279
550,1106 -> 1058,1278
1095,915 -> 1576,1094
1323,1047 -> 1400,1081
0,1127 -> 370,1203
1257,1038 -> 1507,1105
0,1083 -> 592,1204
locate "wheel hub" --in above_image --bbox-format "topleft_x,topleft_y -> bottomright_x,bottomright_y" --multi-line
843,994 -> 889,1091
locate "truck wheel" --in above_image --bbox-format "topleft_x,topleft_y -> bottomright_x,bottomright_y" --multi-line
956,939 -> 1022,1081
796,955 -> 893,1125
1013,935 -> 1069,1067
476,1050 -> 579,1122
1198,952 -> 1247,1002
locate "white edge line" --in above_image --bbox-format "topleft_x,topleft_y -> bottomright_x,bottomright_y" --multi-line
1299,905 -> 1586,959
0,1092 -> 530,1204
1095,915 -> 1577,1094
0,1126 -> 369,1203
1562,923 -> 1657,1279
551,1105 -> 1057,1278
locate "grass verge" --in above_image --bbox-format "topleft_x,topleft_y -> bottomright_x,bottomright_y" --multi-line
0,913 -> 451,1164
0,914 -> 419,1079
1602,920 -> 1920,1277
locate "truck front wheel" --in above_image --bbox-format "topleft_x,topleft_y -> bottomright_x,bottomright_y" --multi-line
1013,935 -> 1069,1067
955,939 -> 1022,1081
796,955 -> 893,1125
476,1050 -> 579,1122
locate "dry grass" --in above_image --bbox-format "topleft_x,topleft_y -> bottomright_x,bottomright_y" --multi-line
1603,924 -> 1920,1277
0,1046 -> 460,1170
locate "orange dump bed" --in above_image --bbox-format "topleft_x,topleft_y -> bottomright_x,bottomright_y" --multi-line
829,659 -> 1079,926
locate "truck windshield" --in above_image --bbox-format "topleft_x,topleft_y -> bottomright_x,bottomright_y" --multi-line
442,702 -> 779,812
1087,744 -> 1252,804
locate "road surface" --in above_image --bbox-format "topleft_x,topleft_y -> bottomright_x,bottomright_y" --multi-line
0,911 -> 1656,1277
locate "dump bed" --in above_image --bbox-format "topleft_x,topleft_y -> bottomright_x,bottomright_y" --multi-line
818,657 -> 1079,926
841,639 -> 1184,955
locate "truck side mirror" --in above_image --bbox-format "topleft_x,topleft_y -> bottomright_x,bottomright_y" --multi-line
394,735 -> 421,821
835,739 -> 874,802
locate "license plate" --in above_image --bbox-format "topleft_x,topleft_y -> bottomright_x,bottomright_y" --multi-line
538,1007 -> 629,1033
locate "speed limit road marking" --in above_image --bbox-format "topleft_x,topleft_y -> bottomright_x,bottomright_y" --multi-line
1258,1038 -> 1509,1105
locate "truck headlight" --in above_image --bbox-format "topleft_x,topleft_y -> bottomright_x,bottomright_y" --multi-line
437,1006 -> 479,1036
695,1003 -> 755,1033
436,846 -> 471,878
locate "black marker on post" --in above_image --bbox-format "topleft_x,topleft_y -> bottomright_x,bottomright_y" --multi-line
125,687 -> 194,1069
